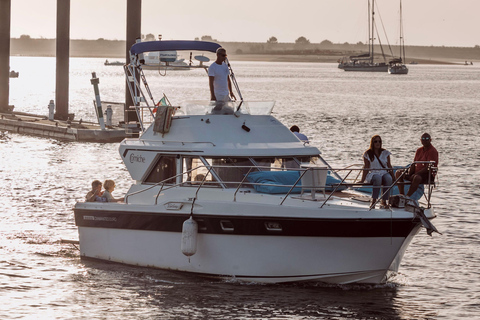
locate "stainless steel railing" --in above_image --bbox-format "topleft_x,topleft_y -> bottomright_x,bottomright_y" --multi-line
123,161 -> 437,208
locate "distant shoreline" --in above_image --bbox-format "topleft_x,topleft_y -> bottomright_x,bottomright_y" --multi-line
10,53 -> 462,65
9,38 -> 478,66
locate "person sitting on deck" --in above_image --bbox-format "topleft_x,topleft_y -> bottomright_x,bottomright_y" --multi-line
395,133 -> 438,199
290,125 -> 309,143
103,180 -> 124,203
85,180 -> 105,202
359,135 -> 395,209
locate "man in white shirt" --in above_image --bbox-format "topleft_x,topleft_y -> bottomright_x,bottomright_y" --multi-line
208,47 -> 236,102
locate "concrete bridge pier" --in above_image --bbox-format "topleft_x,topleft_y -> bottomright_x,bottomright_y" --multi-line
0,0 -> 11,113
55,0 -> 71,120
125,0 -> 141,123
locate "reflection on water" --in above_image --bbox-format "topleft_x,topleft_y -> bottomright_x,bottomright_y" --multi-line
1,58 -> 479,319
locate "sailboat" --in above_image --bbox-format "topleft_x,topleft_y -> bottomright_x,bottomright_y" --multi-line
389,0 -> 409,74
340,0 -> 388,72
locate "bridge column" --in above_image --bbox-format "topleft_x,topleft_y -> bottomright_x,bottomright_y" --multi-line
55,0 -> 70,120
125,0 -> 141,123
0,0 -> 11,113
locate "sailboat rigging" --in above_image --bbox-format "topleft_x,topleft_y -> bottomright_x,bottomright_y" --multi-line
388,0 -> 409,74
338,0 -> 389,72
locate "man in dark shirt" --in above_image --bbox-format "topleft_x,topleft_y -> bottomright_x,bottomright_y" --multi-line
396,133 -> 439,197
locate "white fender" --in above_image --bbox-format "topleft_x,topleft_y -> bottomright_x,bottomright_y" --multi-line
181,217 -> 198,257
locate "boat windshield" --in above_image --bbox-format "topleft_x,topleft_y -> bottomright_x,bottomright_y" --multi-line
175,100 -> 275,116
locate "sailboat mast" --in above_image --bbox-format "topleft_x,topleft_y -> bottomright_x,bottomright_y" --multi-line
400,0 -> 405,62
371,0 -> 375,64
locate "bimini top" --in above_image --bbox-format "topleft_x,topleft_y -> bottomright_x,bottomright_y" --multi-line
130,40 -> 222,55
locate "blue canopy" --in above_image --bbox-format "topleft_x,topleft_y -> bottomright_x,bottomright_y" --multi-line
130,40 -> 222,55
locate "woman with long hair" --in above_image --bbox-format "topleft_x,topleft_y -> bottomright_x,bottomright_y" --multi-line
359,135 -> 395,209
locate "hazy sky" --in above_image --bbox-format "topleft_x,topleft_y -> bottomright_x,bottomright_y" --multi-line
10,0 -> 480,47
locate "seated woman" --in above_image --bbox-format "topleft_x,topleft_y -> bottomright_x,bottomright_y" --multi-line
359,135 -> 394,209
102,180 -> 124,203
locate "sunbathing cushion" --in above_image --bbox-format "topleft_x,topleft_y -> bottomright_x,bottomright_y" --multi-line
245,171 -> 347,194
245,171 -> 302,194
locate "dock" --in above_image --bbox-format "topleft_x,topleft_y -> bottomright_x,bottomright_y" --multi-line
0,111 -> 135,142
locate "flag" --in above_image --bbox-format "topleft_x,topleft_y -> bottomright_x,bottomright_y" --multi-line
153,96 -> 169,113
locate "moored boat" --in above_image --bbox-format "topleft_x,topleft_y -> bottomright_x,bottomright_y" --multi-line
340,0 -> 389,72
388,0 -> 409,75
74,40 -> 439,284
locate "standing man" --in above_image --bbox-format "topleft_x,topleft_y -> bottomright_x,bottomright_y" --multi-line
208,47 -> 236,102
396,133 -> 439,198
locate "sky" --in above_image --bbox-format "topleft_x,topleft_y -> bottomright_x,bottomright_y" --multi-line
9,0 -> 480,47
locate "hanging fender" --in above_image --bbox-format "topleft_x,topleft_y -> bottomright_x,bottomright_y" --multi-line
181,216 -> 198,257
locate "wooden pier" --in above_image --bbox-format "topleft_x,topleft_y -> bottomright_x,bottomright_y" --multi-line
0,111 -> 135,142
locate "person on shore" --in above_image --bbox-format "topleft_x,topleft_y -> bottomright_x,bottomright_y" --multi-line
103,180 -> 124,203
395,133 -> 438,198
85,180 -> 105,202
208,48 -> 236,102
359,135 -> 394,209
290,125 -> 309,143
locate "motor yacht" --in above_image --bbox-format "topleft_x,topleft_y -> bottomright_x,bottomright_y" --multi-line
74,40 -> 438,284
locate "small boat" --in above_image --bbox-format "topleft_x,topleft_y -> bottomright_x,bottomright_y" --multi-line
104,59 -> 124,66
74,40 -> 439,284
388,0 -> 409,75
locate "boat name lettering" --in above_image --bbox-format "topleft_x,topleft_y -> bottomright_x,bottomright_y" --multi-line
83,215 -> 117,222
165,202 -> 183,210
130,153 -> 146,164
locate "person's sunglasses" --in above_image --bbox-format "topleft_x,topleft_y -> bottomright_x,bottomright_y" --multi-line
373,140 -> 381,143
422,137 -> 431,140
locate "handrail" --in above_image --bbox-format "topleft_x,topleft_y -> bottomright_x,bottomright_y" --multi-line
122,139 -> 216,147
320,169 -> 353,208
233,167 -> 254,202
279,169 -> 309,205
124,165 -> 205,203
122,161 -> 436,209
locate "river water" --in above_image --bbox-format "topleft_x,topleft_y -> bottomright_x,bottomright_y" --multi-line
1,57 -> 479,319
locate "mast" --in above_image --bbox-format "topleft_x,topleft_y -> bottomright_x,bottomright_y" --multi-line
371,0 -> 375,64
400,0 -> 405,62
368,0 -> 372,64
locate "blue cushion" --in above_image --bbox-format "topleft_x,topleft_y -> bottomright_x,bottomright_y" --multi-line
245,170 -> 347,194
246,171 -> 302,194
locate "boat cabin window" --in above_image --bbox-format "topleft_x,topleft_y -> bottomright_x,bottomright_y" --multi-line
252,157 -> 300,170
252,156 -> 322,171
144,156 -> 176,184
182,156 -> 218,186
297,156 -> 321,165
207,157 -> 256,188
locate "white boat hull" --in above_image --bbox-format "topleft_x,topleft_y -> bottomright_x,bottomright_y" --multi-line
389,65 -> 409,74
76,201 -> 424,284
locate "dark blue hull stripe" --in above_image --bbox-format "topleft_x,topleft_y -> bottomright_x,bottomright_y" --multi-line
74,209 -> 419,238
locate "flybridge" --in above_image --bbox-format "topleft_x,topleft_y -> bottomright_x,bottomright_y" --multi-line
124,40 -> 249,132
